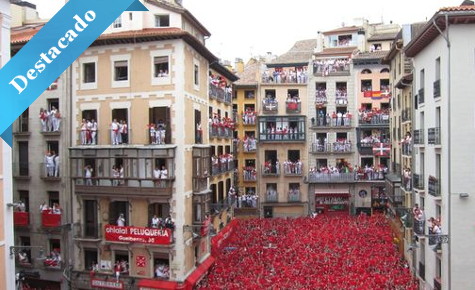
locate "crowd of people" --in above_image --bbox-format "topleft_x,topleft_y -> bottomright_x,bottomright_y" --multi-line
236,193 -> 258,208
358,108 -> 390,125
197,215 -> 418,289
39,201 -> 62,215
285,95 -> 301,111
313,58 -> 350,76
401,132 -> 412,155
308,163 -> 388,181
241,108 -> 256,125
315,87 -> 327,105
148,120 -> 167,145
282,160 -> 303,175
209,73 -> 233,103
242,165 -> 257,181
211,154 -> 234,175
39,107 -> 62,132
261,68 -> 308,84
110,119 -> 129,145
209,114 -> 234,138
312,139 -> 352,153
315,111 -> 353,127
262,97 -> 278,111
80,118 -> 98,145
44,151 -> 60,177
261,125 -> 303,140
44,249 -> 61,268
240,135 -> 257,152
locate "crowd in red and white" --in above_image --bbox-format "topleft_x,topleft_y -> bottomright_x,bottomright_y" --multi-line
211,153 -> 234,174
110,119 -> 128,145
209,114 -> 235,137
39,107 -> 62,132
241,108 -> 256,125
358,108 -> 390,124
79,118 -> 98,145
147,120 -> 167,145
209,73 -> 232,101
315,87 -> 327,105
242,165 -> 257,181
283,160 -> 303,175
261,67 -> 308,84
313,58 -> 350,76
197,215 -> 417,289
242,134 -> 257,152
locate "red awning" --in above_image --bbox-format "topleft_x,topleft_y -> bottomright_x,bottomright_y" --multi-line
137,279 -> 182,290
185,256 -> 215,289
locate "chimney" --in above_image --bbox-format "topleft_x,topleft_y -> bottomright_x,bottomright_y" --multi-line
235,58 -> 244,73
315,31 -> 324,53
461,0 -> 474,5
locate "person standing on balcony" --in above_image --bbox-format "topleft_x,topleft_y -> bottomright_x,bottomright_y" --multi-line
151,215 -> 161,228
39,108 -> 48,132
112,165 -> 120,186
111,119 -> 120,145
80,119 -> 88,145
120,120 -> 128,144
54,152 -> 60,177
157,120 -> 166,145
117,213 -> 125,227
44,151 -> 55,177
91,119 -> 98,145
53,109 -> 61,131
48,106 -> 57,132
84,165 -> 93,186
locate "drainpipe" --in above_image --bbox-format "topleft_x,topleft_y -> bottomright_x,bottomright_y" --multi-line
432,12 -> 450,289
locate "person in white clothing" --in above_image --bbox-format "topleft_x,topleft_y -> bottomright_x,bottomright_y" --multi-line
117,213 -> 125,227
54,154 -> 60,177
84,165 -> 93,186
44,151 -> 55,177
111,119 -> 120,145
80,119 -> 88,145
91,119 -> 98,145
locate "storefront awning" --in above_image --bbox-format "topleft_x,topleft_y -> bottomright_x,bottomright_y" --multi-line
315,188 -> 349,196
137,279 -> 182,290
185,256 -> 215,289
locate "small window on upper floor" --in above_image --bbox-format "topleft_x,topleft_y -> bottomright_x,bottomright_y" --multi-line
194,64 -> 199,86
155,14 -> 170,27
113,16 -> 122,28
83,63 -> 96,83
114,60 -> 128,81
154,56 -> 169,77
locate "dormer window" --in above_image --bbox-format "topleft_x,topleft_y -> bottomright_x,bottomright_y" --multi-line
155,15 -> 170,27
338,35 -> 352,46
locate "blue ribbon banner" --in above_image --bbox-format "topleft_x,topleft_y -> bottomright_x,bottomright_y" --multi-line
0,0 -> 147,146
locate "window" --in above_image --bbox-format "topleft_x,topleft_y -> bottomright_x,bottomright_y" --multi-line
109,201 -> 129,225
194,64 -> 199,86
420,69 -> 425,89
18,141 -> 29,176
266,183 -> 278,202
19,191 -> 30,212
46,141 -> 59,156
83,62 -> 96,83
154,14 -> 170,27
154,56 -> 169,77
245,90 -> 255,99
114,251 -> 129,274
361,79 -> 372,91
194,109 -> 202,144
113,16 -> 122,28
114,61 -> 128,81
435,57 -> 441,80
84,200 -> 98,238
84,249 -> 98,271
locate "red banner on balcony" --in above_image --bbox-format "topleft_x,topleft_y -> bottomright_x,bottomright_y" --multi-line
211,219 -> 238,256
373,143 -> 391,157
14,211 -> 29,226
42,212 -> 61,227
105,225 -> 172,245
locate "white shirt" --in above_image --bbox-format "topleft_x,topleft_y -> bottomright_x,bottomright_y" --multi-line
117,217 -> 125,227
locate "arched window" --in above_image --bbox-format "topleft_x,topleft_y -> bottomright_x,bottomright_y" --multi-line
380,68 -> 390,73
361,69 -> 372,74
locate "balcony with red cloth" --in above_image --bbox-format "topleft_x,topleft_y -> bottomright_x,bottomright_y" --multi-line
14,211 -> 29,226
42,212 -> 61,227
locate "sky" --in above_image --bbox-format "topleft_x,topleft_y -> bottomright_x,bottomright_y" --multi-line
28,0 -> 463,62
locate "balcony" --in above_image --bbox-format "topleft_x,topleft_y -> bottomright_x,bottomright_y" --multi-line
261,164 -> 280,177
73,177 -> 174,200
428,176 -> 441,197
288,191 -> 300,202
146,127 -> 171,145
311,115 -> 352,129
428,127 -> 441,145
13,117 -> 30,136
262,99 -> 278,114
312,59 -> 350,77
209,82 -> 226,103
78,130 -> 99,145
358,114 -> 390,127
418,88 -> 425,105
414,219 -> 425,235
413,173 -> 424,190
40,163 -> 61,181
357,143 -> 374,155
243,169 -> 257,181
211,162 -> 235,176
402,142 -> 412,156
209,126 -> 233,139
395,207 -> 413,228
315,91 -> 327,107
242,140 -> 257,153
413,129 -> 424,145
259,132 -> 305,142
283,163 -> 303,176
418,262 -> 425,281
242,114 -> 256,126
104,224 -> 173,245
265,194 -> 278,203
40,121 -> 62,136
14,212 -> 29,227
310,142 -> 353,154
109,128 -> 133,145
261,67 -> 308,84
308,172 -> 355,183
42,212 -> 61,227
193,176 -> 208,193
433,80 -> 441,98
12,163 -> 30,179
286,101 -> 301,114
